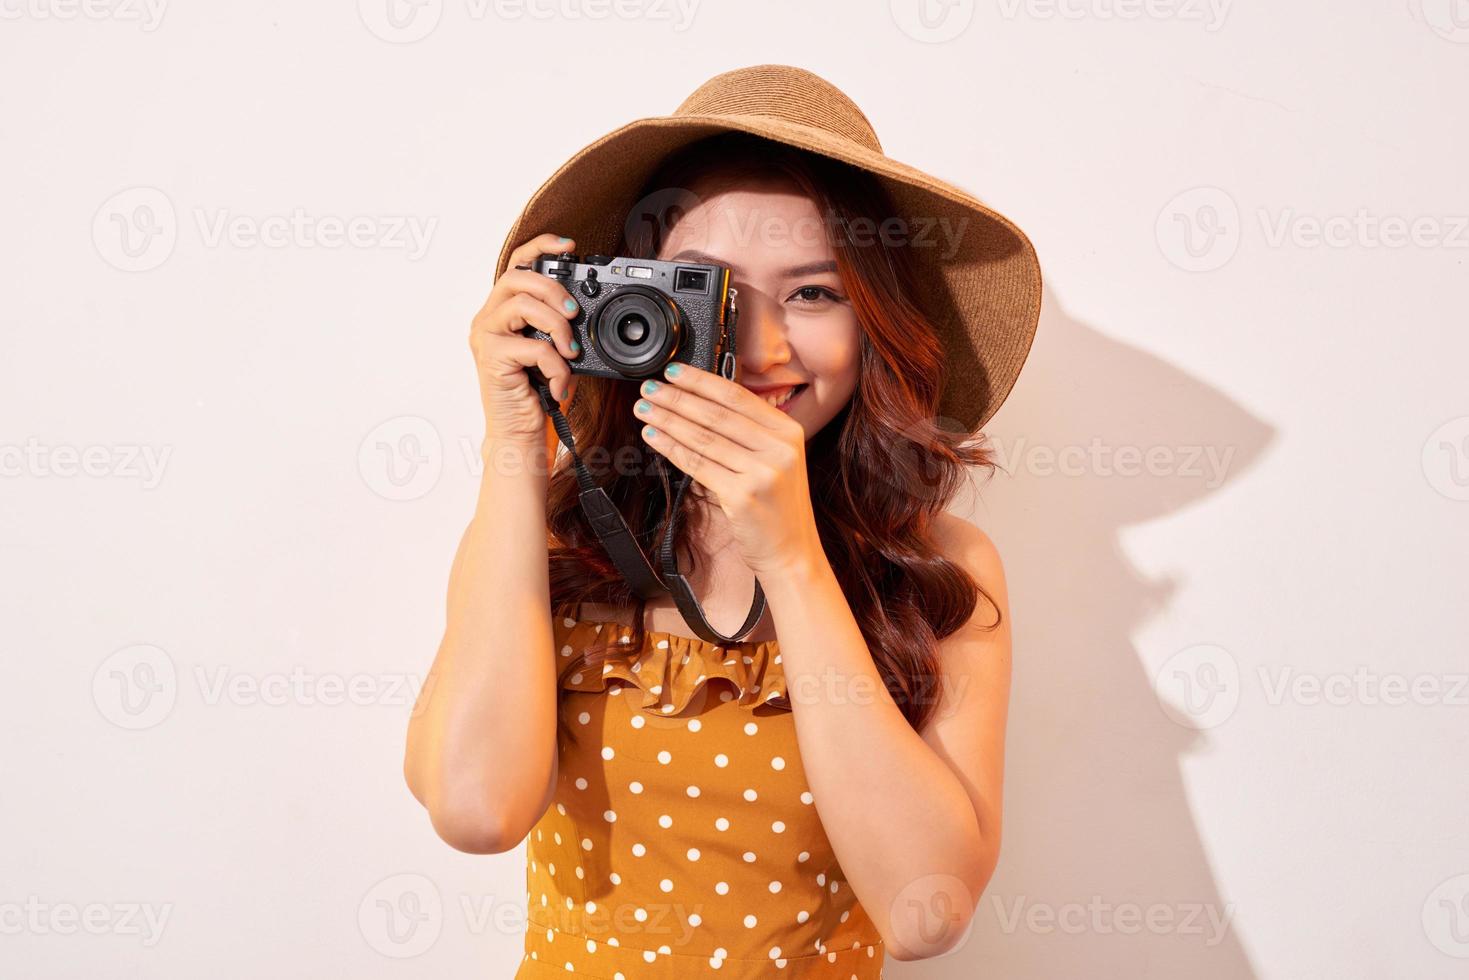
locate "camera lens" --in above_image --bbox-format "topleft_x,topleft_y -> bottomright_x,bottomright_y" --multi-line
591,287 -> 682,376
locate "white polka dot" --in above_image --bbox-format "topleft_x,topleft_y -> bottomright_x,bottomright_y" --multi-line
744,914 -> 758,928
581,838 -> 593,851
715,881 -> 729,895
797,910 -> 810,923
657,750 -> 672,764
603,810 -> 616,822
587,901 -> 597,913
769,946 -> 782,959
577,711 -> 591,725
629,780 -> 644,794
744,722 -> 759,735
650,683 -> 662,695
631,843 -> 646,857
797,850 -> 810,862
800,791 -> 813,804
610,872 -> 621,884
742,850 -> 757,863
817,873 -> 826,885
687,847 -> 701,861
660,703 -> 675,713
660,878 -> 673,893
570,673 -> 583,683
686,785 -> 701,798
715,817 -> 730,831
743,788 -> 758,802
769,881 -> 782,893
601,746 -> 614,760
688,913 -> 702,927
771,756 -> 786,770
634,907 -> 648,922
630,715 -> 645,729
772,820 -> 785,833
714,753 -> 729,767
658,814 -> 673,829
574,777 -> 588,790
688,719 -> 702,732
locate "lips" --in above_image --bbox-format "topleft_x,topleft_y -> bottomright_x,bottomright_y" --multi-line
750,383 -> 807,411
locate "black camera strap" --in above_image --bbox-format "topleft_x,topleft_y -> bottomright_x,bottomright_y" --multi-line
526,293 -> 767,646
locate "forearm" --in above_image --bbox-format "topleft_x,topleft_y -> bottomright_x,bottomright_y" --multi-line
762,554 -> 993,955
404,438 -> 559,849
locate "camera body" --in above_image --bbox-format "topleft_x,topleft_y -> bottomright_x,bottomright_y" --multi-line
522,252 -> 738,382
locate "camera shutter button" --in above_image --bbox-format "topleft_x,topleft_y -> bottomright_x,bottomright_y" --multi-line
580,268 -> 602,298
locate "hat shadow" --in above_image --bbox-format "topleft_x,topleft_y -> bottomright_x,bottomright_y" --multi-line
892,284 -> 1273,978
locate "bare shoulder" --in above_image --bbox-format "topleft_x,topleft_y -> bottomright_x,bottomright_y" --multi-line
930,511 -> 1007,602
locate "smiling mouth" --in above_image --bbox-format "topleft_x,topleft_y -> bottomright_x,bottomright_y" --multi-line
753,384 -> 807,411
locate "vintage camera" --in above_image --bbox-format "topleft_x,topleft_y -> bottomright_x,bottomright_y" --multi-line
521,252 -> 739,382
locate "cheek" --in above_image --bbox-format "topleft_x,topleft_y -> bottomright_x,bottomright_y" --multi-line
795,320 -> 861,399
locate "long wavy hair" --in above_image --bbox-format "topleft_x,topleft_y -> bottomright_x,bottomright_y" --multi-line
548,131 -> 1001,738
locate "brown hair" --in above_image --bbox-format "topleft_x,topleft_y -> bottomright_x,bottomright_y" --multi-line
548,131 -> 1001,738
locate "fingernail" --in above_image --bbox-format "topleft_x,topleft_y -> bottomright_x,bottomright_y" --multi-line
641,380 -> 660,396
635,399 -> 652,414
557,236 -> 571,244
570,340 -> 581,354
664,363 -> 682,379
643,426 -> 657,439
563,298 -> 578,313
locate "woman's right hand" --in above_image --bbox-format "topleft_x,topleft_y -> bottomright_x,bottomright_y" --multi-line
470,232 -> 584,446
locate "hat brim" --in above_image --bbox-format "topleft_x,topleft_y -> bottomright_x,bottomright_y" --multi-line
495,114 -> 1042,434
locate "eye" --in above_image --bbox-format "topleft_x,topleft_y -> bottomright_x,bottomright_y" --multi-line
789,285 -> 844,305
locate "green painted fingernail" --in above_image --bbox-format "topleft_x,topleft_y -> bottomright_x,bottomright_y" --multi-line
644,426 -> 657,439
665,363 -> 682,379
557,236 -> 571,244
641,380 -> 660,396
570,339 -> 581,353
563,298 -> 578,313
635,399 -> 652,414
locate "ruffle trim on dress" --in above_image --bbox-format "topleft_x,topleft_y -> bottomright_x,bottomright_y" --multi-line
554,617 -> 791,715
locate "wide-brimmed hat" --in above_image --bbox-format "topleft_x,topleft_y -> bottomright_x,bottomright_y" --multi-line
494,63 -> 1042,433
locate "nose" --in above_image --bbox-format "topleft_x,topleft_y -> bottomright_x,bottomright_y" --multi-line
734,291 -> 791,377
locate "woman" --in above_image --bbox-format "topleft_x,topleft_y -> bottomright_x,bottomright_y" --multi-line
404,65 -> 1042,977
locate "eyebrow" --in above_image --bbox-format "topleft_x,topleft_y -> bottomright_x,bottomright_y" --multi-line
668,250 -> 838,280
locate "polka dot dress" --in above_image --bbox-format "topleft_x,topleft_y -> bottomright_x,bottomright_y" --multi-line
516,617 -> 885,978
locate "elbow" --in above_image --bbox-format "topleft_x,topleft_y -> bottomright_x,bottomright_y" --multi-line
884,845 -> 999,962
427,803 -> 527,855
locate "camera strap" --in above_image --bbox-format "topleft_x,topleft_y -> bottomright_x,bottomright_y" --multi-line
526,298 -> 767,646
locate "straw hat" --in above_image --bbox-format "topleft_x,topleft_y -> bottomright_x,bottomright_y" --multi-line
494,63 -> 1042,434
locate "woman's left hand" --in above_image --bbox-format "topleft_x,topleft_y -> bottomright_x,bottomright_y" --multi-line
634,363 -> 822,580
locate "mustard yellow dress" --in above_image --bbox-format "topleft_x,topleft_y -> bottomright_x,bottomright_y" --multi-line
516,616 -> 886,978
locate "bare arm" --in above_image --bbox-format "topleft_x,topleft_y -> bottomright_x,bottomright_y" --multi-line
403,232 -> 586,854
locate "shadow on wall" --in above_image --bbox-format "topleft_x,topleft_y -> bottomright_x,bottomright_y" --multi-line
891,284 -> 1275,979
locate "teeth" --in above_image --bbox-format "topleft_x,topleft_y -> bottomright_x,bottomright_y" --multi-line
758,386 -> 801,408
